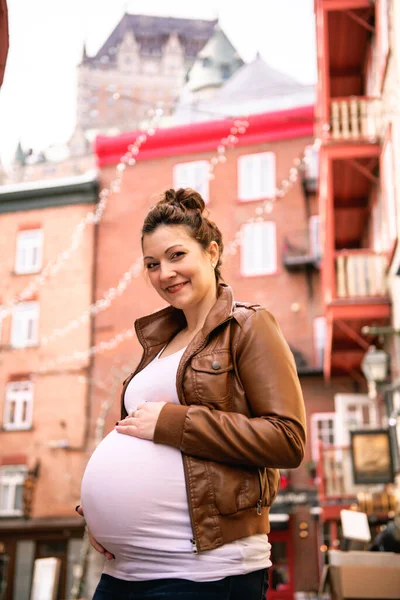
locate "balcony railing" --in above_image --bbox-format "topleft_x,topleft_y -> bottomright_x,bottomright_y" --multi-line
282,230 -> 321,270
330,97 -> 381,141
335,250 -> 387,299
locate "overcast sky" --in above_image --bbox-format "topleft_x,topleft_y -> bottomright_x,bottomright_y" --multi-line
0,0 -> 317,166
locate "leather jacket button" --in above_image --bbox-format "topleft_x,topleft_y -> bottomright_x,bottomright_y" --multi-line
212,360 -> 221,371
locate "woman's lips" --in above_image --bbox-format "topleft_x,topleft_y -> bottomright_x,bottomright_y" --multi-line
166,281 -> 189,294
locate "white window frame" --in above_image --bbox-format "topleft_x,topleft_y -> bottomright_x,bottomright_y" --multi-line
310,412 -> 337,462
11,302 -> 39,349
0,466 -> 27,517
240,221 -> 277,277
238,152 -> 276,202
15,229 -> 43,275
4,381 -> 34,431
173,160 -> 210,204
334,393 -> 378,446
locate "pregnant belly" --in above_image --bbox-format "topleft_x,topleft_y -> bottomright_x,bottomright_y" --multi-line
81,430 -> 192,556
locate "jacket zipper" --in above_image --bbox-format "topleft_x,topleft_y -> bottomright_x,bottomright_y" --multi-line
176,320 -> 233,552
177,337 -> 209,553
257,468 -> 266,516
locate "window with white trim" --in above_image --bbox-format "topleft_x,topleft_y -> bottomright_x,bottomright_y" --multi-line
15,229 -> 43,275
313,316 -> 326,369
240,221 -> 277,276
11,302 -> 39,348
310,412 -> 336,462
4,381 -> 33,430
0,466 -> 27,516
173,160 -> 210,204
238,152 -> 276,201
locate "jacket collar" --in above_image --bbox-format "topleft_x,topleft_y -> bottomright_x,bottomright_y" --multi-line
134,283 -> 235,351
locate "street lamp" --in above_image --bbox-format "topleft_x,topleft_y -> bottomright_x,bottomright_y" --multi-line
361,345 -> 390,399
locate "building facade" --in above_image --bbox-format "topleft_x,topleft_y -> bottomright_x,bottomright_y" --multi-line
0,173 -> 98,599
315,0 -> 400,551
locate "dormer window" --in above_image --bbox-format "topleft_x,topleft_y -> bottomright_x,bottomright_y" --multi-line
202,57 -> 211,68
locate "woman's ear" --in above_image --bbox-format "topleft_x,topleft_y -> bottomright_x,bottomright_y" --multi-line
208,241 -> 219,265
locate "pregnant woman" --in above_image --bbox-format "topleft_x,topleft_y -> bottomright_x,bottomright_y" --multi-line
78,188 -> 306,600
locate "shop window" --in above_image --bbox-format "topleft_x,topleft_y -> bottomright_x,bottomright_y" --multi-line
238,152 -> 276,201
15,229 -> 43,274
240,221 -> 277,277
4,380 -> 33,430
13,540 -> 35,599
11,302 -> 39,348
173,160 -> 210,204
0,466 -> 27,516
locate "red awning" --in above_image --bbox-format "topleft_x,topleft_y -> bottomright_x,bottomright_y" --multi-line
0,0 -> 9,87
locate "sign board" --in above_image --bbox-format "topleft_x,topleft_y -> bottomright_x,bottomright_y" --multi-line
340,510 -> 371,542
30,557 -> 61,600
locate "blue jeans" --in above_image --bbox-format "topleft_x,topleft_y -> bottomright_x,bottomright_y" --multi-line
92,568 -> 269,600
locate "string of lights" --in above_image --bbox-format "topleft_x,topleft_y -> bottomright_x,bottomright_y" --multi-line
37,134 -> 320,370
37,118 -> 250,347
0,108 -> 164,319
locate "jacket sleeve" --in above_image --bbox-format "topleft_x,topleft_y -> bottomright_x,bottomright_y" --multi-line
153,308 -> 306,468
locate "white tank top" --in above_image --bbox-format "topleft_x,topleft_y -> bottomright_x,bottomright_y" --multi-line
81,346 -> 271,581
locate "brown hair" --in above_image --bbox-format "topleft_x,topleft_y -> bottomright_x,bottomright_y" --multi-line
142,188 -> 224,282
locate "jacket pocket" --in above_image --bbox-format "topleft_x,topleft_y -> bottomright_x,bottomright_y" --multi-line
209,463 -> 264,515
190,352 -> 233,405
257,468 -> 271,514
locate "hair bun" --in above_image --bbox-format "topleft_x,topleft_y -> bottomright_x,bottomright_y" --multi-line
164,188 -> 205,213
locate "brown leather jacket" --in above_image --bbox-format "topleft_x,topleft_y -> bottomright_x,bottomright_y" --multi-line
120,284 -> 306,552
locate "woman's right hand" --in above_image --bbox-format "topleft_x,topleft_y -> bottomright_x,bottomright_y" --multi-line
75,505 -> 115,560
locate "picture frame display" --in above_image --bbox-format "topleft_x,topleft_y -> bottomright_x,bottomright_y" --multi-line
350,429 -> 394,485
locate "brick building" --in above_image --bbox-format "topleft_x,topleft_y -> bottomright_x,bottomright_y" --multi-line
314,0 -> 400,554
0,173 -> 98,599
91,106 -> 353,597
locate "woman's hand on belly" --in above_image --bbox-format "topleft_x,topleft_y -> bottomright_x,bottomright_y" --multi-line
76,505 -> 115,560
115,401 -> 166,441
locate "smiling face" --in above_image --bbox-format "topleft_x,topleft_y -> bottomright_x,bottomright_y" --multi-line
142,224 -> 219,311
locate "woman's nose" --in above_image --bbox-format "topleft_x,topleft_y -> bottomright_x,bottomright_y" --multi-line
159,262 -> 176,281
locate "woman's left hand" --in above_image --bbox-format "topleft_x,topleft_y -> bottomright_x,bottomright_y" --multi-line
115,402 -> 166,441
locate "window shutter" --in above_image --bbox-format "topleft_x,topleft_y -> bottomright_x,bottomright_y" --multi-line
240,221 -> 276,276
238,152 -> 276,201
259,152 -> 276,198
173,161 -> 209,204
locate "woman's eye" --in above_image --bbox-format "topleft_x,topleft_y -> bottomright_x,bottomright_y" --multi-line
146,262 -> 158,270
171,252 -> 185,259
